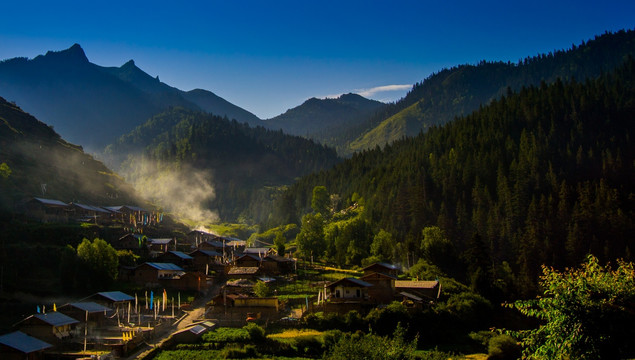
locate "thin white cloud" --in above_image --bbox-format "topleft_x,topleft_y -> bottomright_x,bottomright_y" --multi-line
356,84 -> 412,98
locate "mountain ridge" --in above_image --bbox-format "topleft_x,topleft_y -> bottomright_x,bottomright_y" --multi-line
0,44 -> 262,151
347,29 -> 635,154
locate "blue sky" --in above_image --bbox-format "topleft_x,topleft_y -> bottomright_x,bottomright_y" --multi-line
0,1 -> 633,118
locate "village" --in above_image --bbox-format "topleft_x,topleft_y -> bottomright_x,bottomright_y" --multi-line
0,197 -> 441,359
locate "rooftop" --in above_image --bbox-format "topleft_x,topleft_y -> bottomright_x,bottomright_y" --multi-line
28,312 -> 79,327
190,249 -> 223,257
327,277 -> 373,288
64,302 -> 112,313
165,251 -> 193,260
228,267 -> 260,275
143,262 -> 185,271
0,331 -> 52,353
95,291 -> 135,302
32,197 -> 68,207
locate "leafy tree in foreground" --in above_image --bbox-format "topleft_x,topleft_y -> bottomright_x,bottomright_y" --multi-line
508,255 -> 635,359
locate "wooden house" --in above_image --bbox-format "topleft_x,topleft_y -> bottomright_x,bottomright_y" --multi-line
14,312 -> 79,345
84,291 -> 135,313
326,278 -> 373,301
147,238 -> 174,254
360,272 -> 398,304
242,247 -> 273,258
133,262 -> 184,286
157,251 -> 194,269
361,262 -> 400,277
198,239 -> 226,254
113,233 -> 144,251
263,254 -> 296,274
234,254 -> 262,268
189,249 -> 224,273
23,197 -> 71,223
57,302 -> 112,327
0,331 -> 52,360
69,203 -> 111,224
394,280 -> 440,301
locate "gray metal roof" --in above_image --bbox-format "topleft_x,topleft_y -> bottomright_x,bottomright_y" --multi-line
31,312 -> 79,327
0,331 -> 52,353
32,197 -> 69,207
144,262 -> 184,271
190,249 -> 222,257
96,291 -> 135,302
66,302 -> 112,313
148,238 -> 172,245
71,203 -> 110,213
167,251 -> 193,260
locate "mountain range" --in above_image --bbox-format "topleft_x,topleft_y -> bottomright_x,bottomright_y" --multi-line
262,93 -> 385,152
0,44 -> 261,150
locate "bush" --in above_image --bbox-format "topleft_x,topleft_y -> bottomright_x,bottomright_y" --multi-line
487,334 -> 521,360
244,322 -> 266,342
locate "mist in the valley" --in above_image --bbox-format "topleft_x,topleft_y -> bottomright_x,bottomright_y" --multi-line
126,160 -> 219,225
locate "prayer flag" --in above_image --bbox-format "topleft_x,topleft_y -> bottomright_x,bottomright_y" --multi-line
150,291 -> 153,310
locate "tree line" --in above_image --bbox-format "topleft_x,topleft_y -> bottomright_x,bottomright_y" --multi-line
279,57 -> 635,298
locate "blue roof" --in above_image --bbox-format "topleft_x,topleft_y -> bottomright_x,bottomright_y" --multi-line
167,251 -> 193,260
144,262 -> 184,271
103,205 -> 148,212
71,203 -> 110,213
0,331 -> 52,353
31,312 -> 79,327
66,302 -> 112,313
191,249 -> 222,257
33,197 -> 68,207
203,240 -> 225,248
96,291 -> 134,302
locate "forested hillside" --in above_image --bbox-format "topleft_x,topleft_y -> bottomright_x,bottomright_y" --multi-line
277,58 -> 634,296
263,93 -> 386,152
0,97 -> 141,210
347,29 -> 635,155
104,108 -> 340,222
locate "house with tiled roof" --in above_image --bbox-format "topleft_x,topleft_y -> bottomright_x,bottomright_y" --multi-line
0,331 -> 52,360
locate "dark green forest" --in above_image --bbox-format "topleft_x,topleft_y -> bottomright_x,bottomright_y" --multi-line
274,58 -> 635,297
346,29 -> 635,154
104,107 -> 340,221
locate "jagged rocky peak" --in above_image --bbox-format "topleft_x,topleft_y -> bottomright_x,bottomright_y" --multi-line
41,43 -> 89,63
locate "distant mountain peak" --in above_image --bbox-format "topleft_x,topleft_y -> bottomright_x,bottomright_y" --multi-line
39,43 -> 88,63
122,59 -> 136,68
42,43 -> 89,63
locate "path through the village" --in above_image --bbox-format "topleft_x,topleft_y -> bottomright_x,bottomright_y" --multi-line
124,282 -> 221,360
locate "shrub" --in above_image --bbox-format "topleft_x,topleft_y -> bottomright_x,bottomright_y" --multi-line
244,322 -> 266,342
487,334 -> 521,360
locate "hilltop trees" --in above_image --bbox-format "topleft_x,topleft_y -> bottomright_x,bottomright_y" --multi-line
280,58 -> 635,296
